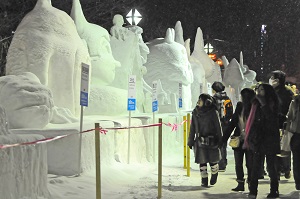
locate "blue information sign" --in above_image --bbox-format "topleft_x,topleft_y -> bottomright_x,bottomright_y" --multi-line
127,98 -> 136,111
80,91 -> 89,107
179,98 -> 182,108
152,100 -> 158,112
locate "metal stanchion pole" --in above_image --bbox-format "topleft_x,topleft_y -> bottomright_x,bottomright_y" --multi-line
158,118 -> 162,199
95,123 -> 101,199
183,115 -> 187,169
187,113 -> 191,177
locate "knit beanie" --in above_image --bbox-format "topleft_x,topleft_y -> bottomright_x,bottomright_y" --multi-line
212,81 -> 225,92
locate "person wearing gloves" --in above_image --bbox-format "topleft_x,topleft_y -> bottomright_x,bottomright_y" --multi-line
244,83 -> 281,198
188,93 -> 223,187
222,88 -> 256,192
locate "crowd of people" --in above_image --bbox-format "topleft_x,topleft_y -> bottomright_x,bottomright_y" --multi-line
188,70 -> 300,198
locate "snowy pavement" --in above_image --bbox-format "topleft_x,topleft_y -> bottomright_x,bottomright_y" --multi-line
48,150 -> 300,199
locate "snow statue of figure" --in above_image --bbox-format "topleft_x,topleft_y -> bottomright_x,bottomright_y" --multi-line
191,27 -> 222,84
239,52 -> 257,88
110,14 -> 128,41
0,106 -> 50,199
144,28 -> 193,112
72,0 -> 140,116
109,14 -> 153,113
223,58 -> 244,101
6,0 -> 90,117
174,21 -> 194,110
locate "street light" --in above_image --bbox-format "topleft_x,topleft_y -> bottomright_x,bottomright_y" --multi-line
204,42 -> 214,54
126,9 -> 142,25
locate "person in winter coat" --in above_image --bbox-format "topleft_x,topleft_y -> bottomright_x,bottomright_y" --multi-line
212,81 -> 233,171
269,70 -> 293,179
223,88 -> 255,192
244,83 -> 281,198
188,93 -> 223,187
286,94 -> 300,190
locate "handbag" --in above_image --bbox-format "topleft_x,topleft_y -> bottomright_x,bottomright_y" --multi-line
229,136 -> 240,148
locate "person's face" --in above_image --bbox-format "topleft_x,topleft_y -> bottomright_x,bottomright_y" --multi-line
257,85 -> 265,96
197,99 -> 203,107
269,76 -> 279,87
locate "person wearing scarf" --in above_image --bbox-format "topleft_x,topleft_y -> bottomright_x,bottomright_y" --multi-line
244,83 -> 281,198
187,94 -> 223,187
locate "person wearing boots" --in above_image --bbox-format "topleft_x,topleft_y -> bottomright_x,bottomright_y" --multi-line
223,88 -> 256,192
244,83 -> 281,198
269,70 -> 293,179
212,81 -> 233,171
188,94 -> 223,187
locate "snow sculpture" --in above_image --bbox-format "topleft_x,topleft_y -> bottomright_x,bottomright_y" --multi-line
6,0 -> 90,116
191,27 -> 222,84
239,52 -> 257,88
71,0 -> 130,116
144,28 -> 193,112
110,14 -> 128,41
0,72 -> 54,129
0,106 -> 50,199
174,21 -> 194,110
223,58 -> 244,100
110,17 -> 152,113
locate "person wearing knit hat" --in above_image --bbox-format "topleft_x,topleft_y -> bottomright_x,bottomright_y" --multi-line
211,81 -> 233,172
212,81 -> 225,93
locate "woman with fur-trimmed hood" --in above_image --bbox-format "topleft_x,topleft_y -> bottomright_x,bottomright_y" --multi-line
188,93 -> 222,187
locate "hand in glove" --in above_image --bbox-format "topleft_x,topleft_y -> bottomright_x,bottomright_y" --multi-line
256,95 -> 266,106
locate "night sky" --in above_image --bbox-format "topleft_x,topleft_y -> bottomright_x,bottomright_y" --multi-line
1,0 -> 300,82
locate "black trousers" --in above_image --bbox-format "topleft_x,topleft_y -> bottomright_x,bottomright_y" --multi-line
234,147 -> 250,182
291,133 -> 300,185
248,151 -> 279,194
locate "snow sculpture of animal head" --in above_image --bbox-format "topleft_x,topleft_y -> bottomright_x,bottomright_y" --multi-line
144,28 -> 193,111
6,0 -> 90,116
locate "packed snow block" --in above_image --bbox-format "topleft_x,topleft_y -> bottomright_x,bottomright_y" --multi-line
0,134 -> 50,199
12,129 -> 85,176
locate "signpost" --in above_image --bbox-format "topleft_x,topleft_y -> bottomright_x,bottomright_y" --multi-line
78,63 -> 90,176
127,75 -> 136,164
179,82 -> 183,109
152,81 -> 158,162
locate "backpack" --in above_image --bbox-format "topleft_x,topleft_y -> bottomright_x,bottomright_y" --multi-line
220,98 -> 233,124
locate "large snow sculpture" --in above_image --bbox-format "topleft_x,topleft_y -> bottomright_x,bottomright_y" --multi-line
110,17 -> 151,113
144,28 -> 193,112
192,27 -> 222,84
239,52 -> 257,88
174,21 -> 194,110
71,0 -> 130,116
0,106 -> 50,199
0,72 -> 54,129
6,0 -> 90,116
223,58 -> 244,100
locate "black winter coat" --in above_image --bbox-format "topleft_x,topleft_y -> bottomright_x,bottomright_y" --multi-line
247,100 -> 281,155
275,85 -> 293,128
223,102 -> 244,150
188,106 -> 222,164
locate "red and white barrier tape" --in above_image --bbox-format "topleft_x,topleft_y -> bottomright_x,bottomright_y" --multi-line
0,120 -> 187,149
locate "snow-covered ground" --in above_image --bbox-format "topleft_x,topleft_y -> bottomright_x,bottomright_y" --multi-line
47,149 -> 300,199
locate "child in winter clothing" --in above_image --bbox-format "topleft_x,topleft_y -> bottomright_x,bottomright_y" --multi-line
188,93 -> 223,187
